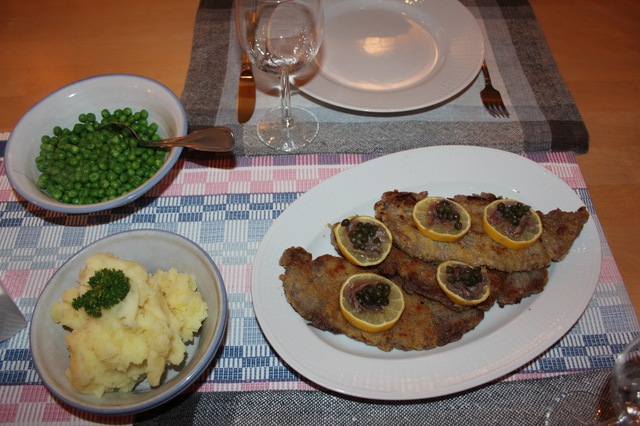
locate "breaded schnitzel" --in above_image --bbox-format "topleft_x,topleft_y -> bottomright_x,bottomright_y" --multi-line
280,190 -> 585,352
375,191 -> 589,272
280,247 -> 484,352
377,246 -> 548,312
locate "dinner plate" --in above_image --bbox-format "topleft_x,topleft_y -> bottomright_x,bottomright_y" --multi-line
294,0 -> 484,112
251,146 -> 601,400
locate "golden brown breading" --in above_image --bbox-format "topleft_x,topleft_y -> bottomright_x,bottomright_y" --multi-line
375,191 -> 588,272
280,190 -> 586,352
279,247 -> 484,352
377,246 -> 548,311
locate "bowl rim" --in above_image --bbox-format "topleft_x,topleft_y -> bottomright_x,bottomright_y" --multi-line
29,229 -> 228,415
5,73 -> 187,214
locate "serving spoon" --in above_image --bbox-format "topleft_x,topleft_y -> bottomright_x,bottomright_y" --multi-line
99,122 -> 235,153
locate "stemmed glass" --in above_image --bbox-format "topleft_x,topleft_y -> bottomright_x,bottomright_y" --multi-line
235,0 -> 324,152
545,334 -> 640,425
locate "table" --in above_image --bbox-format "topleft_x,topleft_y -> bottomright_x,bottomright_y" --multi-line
0,0 -> 638,314
0,0 -> 639,424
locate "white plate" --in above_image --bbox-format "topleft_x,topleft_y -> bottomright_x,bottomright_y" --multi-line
252,146 -> 601,400
294,0 -> 484,112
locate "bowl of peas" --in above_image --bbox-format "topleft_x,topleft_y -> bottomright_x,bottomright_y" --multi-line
5,74 -> 187,213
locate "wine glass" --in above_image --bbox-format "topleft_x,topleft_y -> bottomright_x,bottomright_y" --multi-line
544,334 -> 640,425
235,0 -> 324,152
608,335 -> 640,425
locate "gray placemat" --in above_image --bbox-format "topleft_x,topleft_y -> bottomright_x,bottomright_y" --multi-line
181,0 -> 588,156
134,369 -> 612,425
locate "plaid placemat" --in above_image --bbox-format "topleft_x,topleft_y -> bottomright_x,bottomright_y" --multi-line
133,369 -> 613,426
0,143 -> 637,424
181,0 -> 588,156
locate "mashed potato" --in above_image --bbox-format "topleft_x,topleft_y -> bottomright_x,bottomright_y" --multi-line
50,253 -> 208,397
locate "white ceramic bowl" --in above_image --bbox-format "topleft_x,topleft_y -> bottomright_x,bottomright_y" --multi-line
30,230 -> 228,415
5,74 -> 187,214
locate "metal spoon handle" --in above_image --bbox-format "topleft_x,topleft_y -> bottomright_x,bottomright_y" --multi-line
139,127 -> 235,153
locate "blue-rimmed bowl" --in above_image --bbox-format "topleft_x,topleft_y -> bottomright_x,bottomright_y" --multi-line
30,229 -> 228,415
5,74 -> 186,214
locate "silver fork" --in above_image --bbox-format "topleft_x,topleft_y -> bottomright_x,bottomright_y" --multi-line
480,60 -> 509,118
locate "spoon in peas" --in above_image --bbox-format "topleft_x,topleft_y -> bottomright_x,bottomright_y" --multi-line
99,122 -> 235,153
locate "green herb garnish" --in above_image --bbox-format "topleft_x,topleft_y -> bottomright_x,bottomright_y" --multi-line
72,268 -> 130,318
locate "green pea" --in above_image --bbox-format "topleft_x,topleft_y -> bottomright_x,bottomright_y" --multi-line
35,107 -> 165,205
50,187 -> 63,199
67,157 -> 80,167
36,175 -> 49,189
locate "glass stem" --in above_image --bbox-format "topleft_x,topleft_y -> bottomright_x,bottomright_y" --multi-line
280,72 -> 294,128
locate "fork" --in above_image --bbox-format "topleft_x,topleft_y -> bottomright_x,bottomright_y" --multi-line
480,60 -> 509,118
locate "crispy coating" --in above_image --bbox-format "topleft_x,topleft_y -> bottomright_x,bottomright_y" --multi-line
279,247 -> 484,352
279,190 -> 585,352
374,191 -> 589,272
330,222 -> 548,311
495,268 -> 549,306
377,246 -> 548,311
538,206 -> 591,261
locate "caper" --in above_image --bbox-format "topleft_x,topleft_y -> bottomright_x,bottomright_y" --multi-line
347,220 -> 381,250
446,265 -> 483,287
356,282 -> 391,307
497,201 -> 530,227
435,200 -> 463,230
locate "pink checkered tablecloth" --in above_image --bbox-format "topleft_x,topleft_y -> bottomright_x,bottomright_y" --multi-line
0,142 -> 638,424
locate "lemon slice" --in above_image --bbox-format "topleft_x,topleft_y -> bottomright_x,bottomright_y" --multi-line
339,273 -> 405,333
436,260 -> 490,306
412,196 -> 471,242
482,199 -> 543,249
333,216 -> 392,266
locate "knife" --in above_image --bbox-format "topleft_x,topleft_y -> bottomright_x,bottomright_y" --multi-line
0,279 -> 27,343
237,52 -> 256,123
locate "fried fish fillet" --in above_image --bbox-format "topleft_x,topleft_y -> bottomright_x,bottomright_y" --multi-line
377,246 -> 548,312
329,222 -> 548,312
279,246 -> 484,352
374,191 -> 589,272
